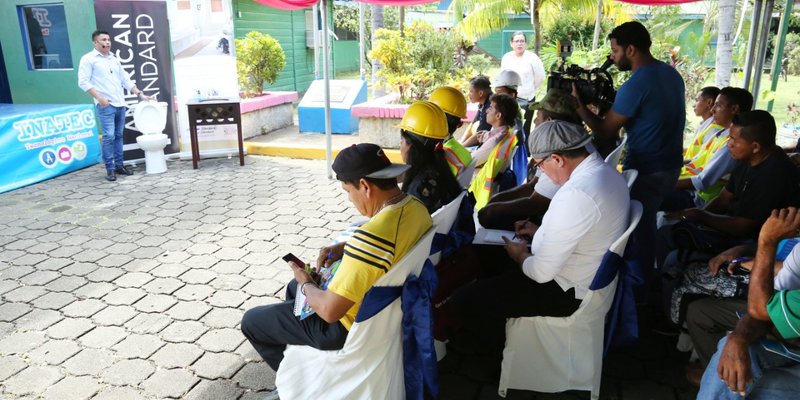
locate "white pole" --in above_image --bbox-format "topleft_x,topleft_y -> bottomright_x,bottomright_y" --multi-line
312,4 -> 320,79
321,0 -> 333,179
359,2 -> 365,80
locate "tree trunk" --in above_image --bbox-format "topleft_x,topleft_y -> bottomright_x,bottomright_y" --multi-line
592,0 -> 603,51
399,6 -> 405,38
716,0 -> 736,87
533,0 -> 542,53
371,5 -> 385,97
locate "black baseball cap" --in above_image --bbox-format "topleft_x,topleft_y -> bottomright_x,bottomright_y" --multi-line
332,143 -> 409,182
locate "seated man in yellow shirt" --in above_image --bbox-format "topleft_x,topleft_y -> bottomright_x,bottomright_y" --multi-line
240,144 -> 432,384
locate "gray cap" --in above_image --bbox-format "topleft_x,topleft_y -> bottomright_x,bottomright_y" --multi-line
528,120 -> 592,159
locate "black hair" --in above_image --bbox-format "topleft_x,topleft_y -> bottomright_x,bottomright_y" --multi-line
719,87 -> 754,113
608,21 -> 651,52
732,110 -> 776,148
343,177 -> 399,190
490,93 -> 518,127
699,86 -> 721,101
470,75 -> 492,93
540,109 -> 582,125
445,114 -> 461,135
400,131 -> 461,201
92,30 -> 109,41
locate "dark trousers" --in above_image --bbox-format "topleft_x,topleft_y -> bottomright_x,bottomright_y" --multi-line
686,297 -> 747,367
240,279 -> 348,371
521,99 -> 534,138
449,266 -> 582,348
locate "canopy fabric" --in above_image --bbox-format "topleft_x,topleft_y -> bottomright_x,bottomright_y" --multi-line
615,0 -> 701,4
254,0 -> 437,11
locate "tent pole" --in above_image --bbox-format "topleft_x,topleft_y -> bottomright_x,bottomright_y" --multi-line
359,3 -> 365,81
767,0 -> 793,112
743,0 -> 763,91
321,0 -> 333,179
752,0 -> 774,108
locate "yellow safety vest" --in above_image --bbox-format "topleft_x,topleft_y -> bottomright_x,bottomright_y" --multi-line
684,122 -> 725,162
681,128 -> 729,179
468,128 -> 518,210
443,138 -> 473,176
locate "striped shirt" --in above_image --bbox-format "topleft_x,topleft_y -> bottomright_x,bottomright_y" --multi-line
327,195 -> 432,330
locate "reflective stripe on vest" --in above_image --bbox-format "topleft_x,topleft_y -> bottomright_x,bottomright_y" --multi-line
443,138 -> 472,176
468,128 -> 517,210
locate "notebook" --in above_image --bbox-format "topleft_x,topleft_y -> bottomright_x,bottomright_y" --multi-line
293,260 -> 342,320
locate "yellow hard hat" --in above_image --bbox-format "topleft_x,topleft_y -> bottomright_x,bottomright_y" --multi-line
396,101 -> 449,140
430,86 -> 467,119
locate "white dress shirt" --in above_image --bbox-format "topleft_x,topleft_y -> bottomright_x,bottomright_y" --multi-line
501,50 -> 546,101
522,152 -> 630,299
78,49 -> 135,107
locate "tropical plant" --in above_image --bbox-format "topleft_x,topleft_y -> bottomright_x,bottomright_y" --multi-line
786,33 -> 800,75
369,21 -> 462,102
449,0 -> 630,52
466,54 -> 494,75
544,9 -> 613,51
235,31 -> 286,97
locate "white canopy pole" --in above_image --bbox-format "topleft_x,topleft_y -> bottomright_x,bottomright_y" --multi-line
321,0 -> 333,178
359,3 -> 365,80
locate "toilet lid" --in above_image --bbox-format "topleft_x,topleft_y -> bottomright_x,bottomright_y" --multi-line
134,103 -> 164,134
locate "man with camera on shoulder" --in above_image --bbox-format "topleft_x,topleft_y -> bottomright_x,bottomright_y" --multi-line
573,21 -> 686,293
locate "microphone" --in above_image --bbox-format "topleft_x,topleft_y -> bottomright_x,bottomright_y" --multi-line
600,56 -> 613,70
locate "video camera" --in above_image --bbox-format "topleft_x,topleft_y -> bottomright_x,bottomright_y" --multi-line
547,40 -> 617,114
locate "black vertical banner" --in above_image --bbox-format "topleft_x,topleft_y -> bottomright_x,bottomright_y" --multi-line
93,0 -> 178,160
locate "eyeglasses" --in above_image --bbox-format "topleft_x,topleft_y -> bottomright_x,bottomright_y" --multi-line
530,154 -> 551,174
512,39 -> 526,43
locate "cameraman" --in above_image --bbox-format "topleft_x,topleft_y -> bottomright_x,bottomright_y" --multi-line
573,21 -> 686,295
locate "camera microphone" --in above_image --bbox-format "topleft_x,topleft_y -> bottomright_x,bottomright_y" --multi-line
600,56 -> 613,71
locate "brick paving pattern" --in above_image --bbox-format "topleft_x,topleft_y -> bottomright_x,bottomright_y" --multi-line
0,156 -> 698,399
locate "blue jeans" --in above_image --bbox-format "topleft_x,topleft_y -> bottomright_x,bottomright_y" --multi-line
97,104 -> 126,170
628,168 -> 680,301
698,336 -> 800,399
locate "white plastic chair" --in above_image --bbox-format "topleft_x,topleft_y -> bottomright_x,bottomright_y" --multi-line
604,135 -> 627,167
429,191 -> 466,361
457,159 -> 476,189
275,227 -> 436,400
497,201 -> 643,400
429,191 -> 466,266
622,169 -> 638,190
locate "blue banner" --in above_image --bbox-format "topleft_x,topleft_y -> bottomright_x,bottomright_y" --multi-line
0,104 -> 101,194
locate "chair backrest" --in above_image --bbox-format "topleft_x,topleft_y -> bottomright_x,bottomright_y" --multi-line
604,135 -> 627,167
621,169 -> 638,190
370,227 -> 437,288
610,200 -> 643,257
430,192 -> 466,265
457,160 -> 476,189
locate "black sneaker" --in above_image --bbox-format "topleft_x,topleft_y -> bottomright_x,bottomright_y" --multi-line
115,165 -> 134,176
105,169 -> 116,181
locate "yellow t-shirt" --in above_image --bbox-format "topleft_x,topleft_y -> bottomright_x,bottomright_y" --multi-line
327,195 -> 432,330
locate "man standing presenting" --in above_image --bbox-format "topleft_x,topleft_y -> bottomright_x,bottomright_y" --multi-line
574,21 -> 685,292
501,31 -> 546,136
78,30 -> 150,182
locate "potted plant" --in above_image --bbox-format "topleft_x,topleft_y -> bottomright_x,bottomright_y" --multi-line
235,31 -> 296,138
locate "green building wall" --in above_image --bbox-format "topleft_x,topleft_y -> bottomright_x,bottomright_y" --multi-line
0,0 -> 97,104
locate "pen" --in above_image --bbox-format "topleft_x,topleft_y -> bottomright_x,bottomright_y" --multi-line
513,217 -> 533,240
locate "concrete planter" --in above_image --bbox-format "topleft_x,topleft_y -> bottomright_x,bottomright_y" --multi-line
351,93 -> 477,149
240,91 -> 298,139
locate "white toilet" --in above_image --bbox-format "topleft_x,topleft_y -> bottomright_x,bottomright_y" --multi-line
133,101 -> 170,174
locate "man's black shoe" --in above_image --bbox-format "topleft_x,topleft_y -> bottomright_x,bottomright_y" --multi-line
106,170 -> 116,181
115,166 -> 134,176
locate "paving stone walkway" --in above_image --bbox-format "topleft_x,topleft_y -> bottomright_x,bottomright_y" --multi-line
1,155 -> 698,399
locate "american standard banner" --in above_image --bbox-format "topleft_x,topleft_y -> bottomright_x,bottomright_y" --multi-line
93,0 -> 178,160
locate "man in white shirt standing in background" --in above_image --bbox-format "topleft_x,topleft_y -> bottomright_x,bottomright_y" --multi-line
501,31 -> 546,137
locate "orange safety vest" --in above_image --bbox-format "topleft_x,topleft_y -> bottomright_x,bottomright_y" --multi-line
468,128 -> 518,210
